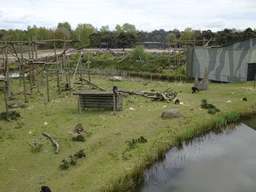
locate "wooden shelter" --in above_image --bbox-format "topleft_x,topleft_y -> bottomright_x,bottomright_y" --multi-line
73,90 -> 123,113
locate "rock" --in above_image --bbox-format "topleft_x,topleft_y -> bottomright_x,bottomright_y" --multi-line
162,109 -> 181,118
113,76 -> 122,81
73,124 -> 85,134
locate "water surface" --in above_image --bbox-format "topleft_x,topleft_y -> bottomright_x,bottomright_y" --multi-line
138,119 -> 256,192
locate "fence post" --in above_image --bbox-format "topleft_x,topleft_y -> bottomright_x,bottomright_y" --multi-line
47,69 -> 50,102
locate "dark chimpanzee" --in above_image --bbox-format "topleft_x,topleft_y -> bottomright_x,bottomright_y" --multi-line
192,87 -> 199,93
175,99 -> 180,104
112,86 -> 118,94
40,186 -> 51,192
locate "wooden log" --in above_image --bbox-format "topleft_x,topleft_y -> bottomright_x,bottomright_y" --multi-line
71,53 -> 82,88
42,132 -> 59,154
80,78 -> 106,91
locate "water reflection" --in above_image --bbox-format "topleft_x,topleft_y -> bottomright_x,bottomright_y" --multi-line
138,120 -> 256,192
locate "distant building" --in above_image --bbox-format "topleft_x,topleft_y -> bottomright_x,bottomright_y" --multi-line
186,36 -> 256,82
137,42 -> 166,49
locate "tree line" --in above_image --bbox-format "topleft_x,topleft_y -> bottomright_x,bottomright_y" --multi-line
0,22 -> 255,49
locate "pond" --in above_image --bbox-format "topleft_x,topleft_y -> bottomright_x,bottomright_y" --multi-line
136,117 -> 256,192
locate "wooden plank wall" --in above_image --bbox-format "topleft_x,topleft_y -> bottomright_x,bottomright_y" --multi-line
79,94 -> 123,109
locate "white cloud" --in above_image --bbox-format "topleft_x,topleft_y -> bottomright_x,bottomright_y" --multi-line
0,0 -> 255,32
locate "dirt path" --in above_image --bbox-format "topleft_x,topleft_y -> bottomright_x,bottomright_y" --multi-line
4,48 -> 184,63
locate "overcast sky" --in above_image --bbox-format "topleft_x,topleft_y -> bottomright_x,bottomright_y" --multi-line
1,0 -> 256,32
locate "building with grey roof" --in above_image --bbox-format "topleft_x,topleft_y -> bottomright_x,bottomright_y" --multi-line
186,36 -> 256,82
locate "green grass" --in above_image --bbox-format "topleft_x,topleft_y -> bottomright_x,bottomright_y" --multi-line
0,75 -> 256,191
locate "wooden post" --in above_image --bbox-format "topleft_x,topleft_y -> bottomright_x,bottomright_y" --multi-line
54,38 -> 58,69
31,36 -> 34,60
19,65 -> 21,86
88,51 -> 91,90
46,69 -> 50,102
57,69 -> 60,94
63,37 -> 66,82
4,39 -> 10,97
28,37 -> 31,61
37,65 -> 40,92
4,81 -> 9,120
29,64 -> 33,97
35,36 -> 37,59
22,65 -> 27,102
67,59 -> 71,97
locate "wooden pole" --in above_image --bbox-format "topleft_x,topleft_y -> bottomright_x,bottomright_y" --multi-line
54,38 -> 58,69
88,51 -> 91,90
22,65 -> 27,102
29,64 -> 33,97
57,69 -> 60,94
31,36 -> 34,60
4,81 -> 9,120
67,59 -> 71,97
46,69 -> 49,102
28,37 -> 31,61
63,37 -> 66,82
37,65 -> 40,92
19,65 -> 21,86
35,36 -> 37,59
5,40 -> 11,98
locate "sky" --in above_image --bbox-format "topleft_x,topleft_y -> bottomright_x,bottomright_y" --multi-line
1,0 -> 256,32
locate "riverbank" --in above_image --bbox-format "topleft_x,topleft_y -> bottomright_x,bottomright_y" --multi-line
0,77 -> 255,191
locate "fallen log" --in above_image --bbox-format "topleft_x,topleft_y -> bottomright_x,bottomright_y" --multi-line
42,132 -> 60,154
118,88 -> 177,103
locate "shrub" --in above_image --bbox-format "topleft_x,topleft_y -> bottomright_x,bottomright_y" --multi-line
59,159 -> 69,170
71,53 -> 80,61
82,52 -> 94,62
74,149 -> 86,158
0,111 -> 21,120
72,134 -> 85,142
69,155 -> 77,165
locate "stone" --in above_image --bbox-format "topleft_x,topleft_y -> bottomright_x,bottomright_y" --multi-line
197,67 -> 209,90
73,124 -> 85,134
162,109 -> 181,118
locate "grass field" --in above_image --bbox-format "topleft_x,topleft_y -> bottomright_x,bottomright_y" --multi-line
0,75 -> 256,192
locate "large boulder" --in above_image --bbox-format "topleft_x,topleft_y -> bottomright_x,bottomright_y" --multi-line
162,109 -> 181,118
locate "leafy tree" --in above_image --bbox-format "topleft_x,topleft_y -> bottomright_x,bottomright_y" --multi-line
74,23 -> 96,45
117,32 -> 136,50
115,23 -> 138,35
180,28 -> 198,41
165,33 -> 177,46
57,22 -> 72,36
89,32 -> 102,48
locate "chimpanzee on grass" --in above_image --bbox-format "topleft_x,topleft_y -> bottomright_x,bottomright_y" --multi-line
40,186 -> 51,192
112,86 -> 118,94
192,87 -> 199,93
175,99 -> 180,104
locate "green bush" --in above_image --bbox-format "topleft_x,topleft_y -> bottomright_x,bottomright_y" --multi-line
72,134 -> 85,142
82,52 -> 94,62
0,111 -> 21,120
74,149 -> 86,158
71,53 -> 80,61
100,52 -> 113,59
69,155 -> 77,165
59,159 -> 69,170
